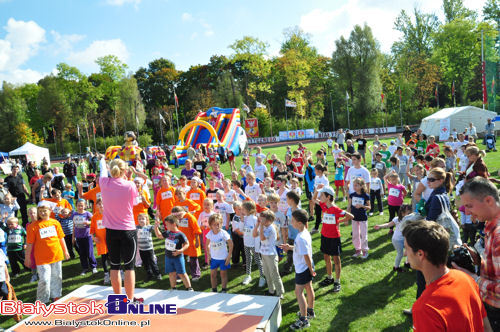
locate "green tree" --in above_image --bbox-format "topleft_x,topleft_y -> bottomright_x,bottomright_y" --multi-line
442,0 -> 476,22
483,0 -> 500,23
0,82 -> 28,150
213,71 -> 243,108
115,76 -> 146,132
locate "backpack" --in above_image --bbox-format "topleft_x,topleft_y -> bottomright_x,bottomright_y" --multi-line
435,194 -> 462,249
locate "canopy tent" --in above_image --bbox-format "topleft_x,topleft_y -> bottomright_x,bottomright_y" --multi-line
9,142 -> 50,166
419,106 -> 497,139
0,152 -> 7,162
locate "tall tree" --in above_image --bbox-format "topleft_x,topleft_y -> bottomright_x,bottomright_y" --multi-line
0,82 -> 28,150
442,0 -> 476,22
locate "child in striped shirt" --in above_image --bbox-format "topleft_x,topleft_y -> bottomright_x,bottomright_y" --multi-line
137,213 -> 161,281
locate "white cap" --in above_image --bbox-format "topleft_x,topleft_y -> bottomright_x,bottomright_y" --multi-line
319,186 -> 335,197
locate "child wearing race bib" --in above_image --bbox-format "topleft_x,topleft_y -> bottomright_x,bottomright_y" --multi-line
136,212 -> 161,282
334,158 -> 346,202
62,183 -> 75,210
206,177 -> 219,203
205,213 -> 233,293
151,167 -> 162,209
384,172 -> 407,235
42,189 -> 72,219
254,210 -> 285,297
55,208 -> 77,259
26,207 -> 38,282
187,177 -> 206,219
198,198 -> 214,268
313,186 -> 353,292
132,178 -> 151,226
263,177 -> 276,196
153,215 -> 193,291
90,199 -> 111,284
214,190 -> 235,231
241,200 -> 264,286
174,188 -> 201,216
230,201 -> 245,266
369,169 -> 384,216
171,206 -> 202,281
156,175 -> 176,221
25,202 -> 70,304
71,199 -> 97,275
374,204 -> 413,272
312,164 -> 330,234
347,178 -> 371,259
4,216 -> 26,277
244,172 -> 262,203
267,193 -> 287,261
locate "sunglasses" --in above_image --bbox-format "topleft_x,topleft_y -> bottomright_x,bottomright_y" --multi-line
427,178 -> 440,182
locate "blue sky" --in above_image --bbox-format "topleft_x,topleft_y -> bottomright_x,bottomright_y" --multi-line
0,0 -> 486,84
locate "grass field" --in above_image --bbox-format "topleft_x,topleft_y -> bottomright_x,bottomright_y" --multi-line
1,138 -> 499,331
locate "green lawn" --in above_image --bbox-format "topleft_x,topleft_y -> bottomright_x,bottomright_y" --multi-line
1,138 -> 499,331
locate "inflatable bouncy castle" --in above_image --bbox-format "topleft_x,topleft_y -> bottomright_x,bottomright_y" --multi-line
174,107 -> 248,165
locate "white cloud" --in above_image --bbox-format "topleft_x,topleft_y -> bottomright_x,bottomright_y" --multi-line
181,13 -> 193,22
0,68 -> 46,84
67,39 -> 129,68
104,0 -> 141,6
200,21 -> 214,37
299,0 -> 487,56
50,31 -> 85,55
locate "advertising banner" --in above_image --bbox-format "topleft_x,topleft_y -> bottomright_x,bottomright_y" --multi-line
244,118 -> 259,138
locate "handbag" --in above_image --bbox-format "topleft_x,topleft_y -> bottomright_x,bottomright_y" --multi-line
435,194 -> 462,249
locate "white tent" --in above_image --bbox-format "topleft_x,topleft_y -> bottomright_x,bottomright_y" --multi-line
420,106 -> 497,139
9,142 -> 50,166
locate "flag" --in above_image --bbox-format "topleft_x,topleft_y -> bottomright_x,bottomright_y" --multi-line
242,104 -> 250,112
77,124 -> 80,138
482,60 -> 488,105
452,80 -> 455,97
285,99 -> 297,108
398,86 -> 402,102
52,127 -> 56,138
492,78 -> 496,95
346,91 -> 349,100
435,85 -> 438,101
92,121 -> 96,135
256,101 -> 266,109
174,91 -> 179,108
135,115 -> 139,126
381,92 -> 385,104
159,112 -> 166,125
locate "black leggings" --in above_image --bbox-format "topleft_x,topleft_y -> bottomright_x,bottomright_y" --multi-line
314,204 -> 323,230
388,205 -> 400,230
106,229 -> 137,270
370,189 -> 383,213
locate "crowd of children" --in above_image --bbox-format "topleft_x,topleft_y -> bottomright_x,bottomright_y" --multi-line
0,124 -> 496,330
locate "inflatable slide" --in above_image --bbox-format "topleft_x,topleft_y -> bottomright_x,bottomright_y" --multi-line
174,107 -> 248,164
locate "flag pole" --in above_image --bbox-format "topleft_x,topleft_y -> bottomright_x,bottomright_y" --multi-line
77,124 -> 82,155
481,29 -> 485,110
173,86 -> 180,139
399,86 -> 403,127
330,92 -> 335,131
93,122 -> 97,153
346,92 -> 350,129
159,112 -> 164,147
266,100 -> 273,137
284,99 -> 289,133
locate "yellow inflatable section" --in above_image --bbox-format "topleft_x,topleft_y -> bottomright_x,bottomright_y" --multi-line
178,120 -> 220,149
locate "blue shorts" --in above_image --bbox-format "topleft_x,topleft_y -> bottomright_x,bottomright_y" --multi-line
295,269 -> 313,285
165,255 -> 186,274
210,259 -> 231,271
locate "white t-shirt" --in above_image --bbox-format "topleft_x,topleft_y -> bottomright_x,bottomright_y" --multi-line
293,229 -> 313,274
259,225 -> 277,255
224,190 -> 237,204
206,229 -> 231,260
0,251 -> 6,282
214,202 -> 234,229
254,164 -> 267,181
388,145 -> 397,156
277,189 -> 290,214
274,210 -> 286,245
346,166 -> 371,194
332,149 -> 342,161
231,214 -> 244,233
198,211 -> 213,229
370,178 -> 382,191
419,177 -> 434,201
245,184 -> 262,202
392,217 -> 404,241
241,164 -> 253,174
326,138 -> 333,147
243,215 -> 257,247
314,175 -> 329,191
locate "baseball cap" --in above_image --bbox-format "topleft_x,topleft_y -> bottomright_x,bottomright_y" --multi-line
319,186 -> 335,197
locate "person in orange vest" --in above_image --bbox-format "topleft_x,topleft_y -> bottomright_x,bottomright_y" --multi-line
156,175 -> 176,222
132,178 -> 151,226
89,198 -> 109,285
186,177 -> 206,219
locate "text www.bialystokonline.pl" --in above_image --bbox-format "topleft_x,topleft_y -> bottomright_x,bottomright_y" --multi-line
24,318 -> 151,328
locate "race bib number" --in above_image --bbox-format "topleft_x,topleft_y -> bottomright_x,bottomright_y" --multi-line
389,188 -> 400,197
244,227 -> 253,236
195,165 -> 202,170
8,234 -> 22,243
376,163 -> 384,170
74,216 -> 87,228
190,193 -> 200,201
137,229 -> 149,239
153,179 -> 160,185
399,160 -> 406,166
178,218 -> 189,228
53,205 -> 60,214
352,197 -> 364,207
96,220 -> 104,229
208,193 -> 217,200
211,240 -> 224,253
225,193 -> 234,202
323,213 -> 336,225
165,239 -> 176,251
161,191 -> 173,200
96,193 -> 102,200
39,226 -> 57,239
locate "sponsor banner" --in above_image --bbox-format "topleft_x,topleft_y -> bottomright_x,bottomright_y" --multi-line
305,129 -> 315,139
439,118 -> 451,141
244,118 -> 259,138
317,127 -> 396,139
288,130 -> 297,140
248,137 -> 279,144
297,129 -> 305,139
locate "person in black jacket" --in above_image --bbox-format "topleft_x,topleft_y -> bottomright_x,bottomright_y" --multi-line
63,157 -> 78,189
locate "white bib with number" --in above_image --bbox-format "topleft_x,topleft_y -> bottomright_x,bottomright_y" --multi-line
323,213 -> 336,225
190,193 -> 200,201
153,179 -> 160,185
352,197 -> 365,207
389,188 -> 400,197
134,195 -> 142,206
74,216 -> 86,228
178,218 -> 189,228
244,227 -> 253,236
96,193 -> 102,200
8,234 -> 22,243
138,229 -> 149,239
165,239 -> 176,251
161,191 -> 173,200
211,241 -> 224,253
39,226 -> 57,239
96,220 -> 104,229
